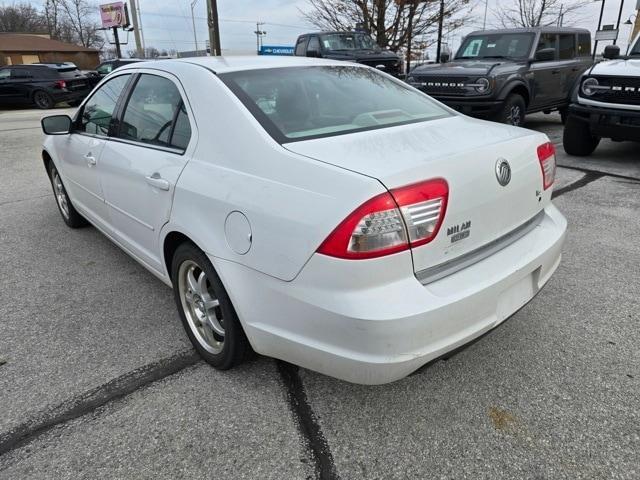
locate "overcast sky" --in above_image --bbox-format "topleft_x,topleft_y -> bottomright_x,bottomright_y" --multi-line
33,0 -> 640,55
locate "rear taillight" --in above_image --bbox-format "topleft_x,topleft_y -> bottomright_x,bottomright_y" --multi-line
537,142 -> 556,190
54,80 -> 67,89
317,179 -> 448,259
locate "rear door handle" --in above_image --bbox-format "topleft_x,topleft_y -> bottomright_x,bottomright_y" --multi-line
145,173 -> 170,191
84,153 -> 96,166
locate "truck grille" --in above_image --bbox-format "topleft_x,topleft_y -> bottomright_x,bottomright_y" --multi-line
590,76 -> 640,106
410,76 -> 470,96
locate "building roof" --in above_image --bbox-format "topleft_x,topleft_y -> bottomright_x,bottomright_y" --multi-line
0,33 -> 98,53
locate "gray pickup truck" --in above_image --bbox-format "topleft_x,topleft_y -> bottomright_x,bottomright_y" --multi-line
407,27 -> 593,126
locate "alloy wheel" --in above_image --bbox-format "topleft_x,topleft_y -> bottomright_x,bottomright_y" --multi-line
177,260 -> 225,354
34,91 -> 51,109
52,170 -> 70,220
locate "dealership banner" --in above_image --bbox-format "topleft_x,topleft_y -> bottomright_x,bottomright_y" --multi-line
100,2 -> 125,28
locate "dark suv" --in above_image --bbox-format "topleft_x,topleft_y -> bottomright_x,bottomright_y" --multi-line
0,63 -> 92,109
294,31 -> 402,76
407,27 -> 593,125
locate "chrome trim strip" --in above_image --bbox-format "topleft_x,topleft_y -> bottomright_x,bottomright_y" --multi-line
417,210 -> 546,285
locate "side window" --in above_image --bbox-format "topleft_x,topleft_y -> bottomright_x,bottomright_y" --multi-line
118,74 -> 189,150
170,102 -> 192,150
559,34 -> 576,60
0,69 -> 11,79
307,36 -> 321,53
536,34 -> 558,59
79,74 -> 130,135
295,37 -> 307,56
577,34 -> 591,57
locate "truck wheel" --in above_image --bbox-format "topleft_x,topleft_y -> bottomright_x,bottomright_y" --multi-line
563,116 -> 600,156
495,94 -> 526,126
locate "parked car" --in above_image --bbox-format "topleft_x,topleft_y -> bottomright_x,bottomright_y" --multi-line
407,27 -> 593,126
294,31 -> 403,76
40,57 -> 566,384
94,58 -> 147,78
0,63 -> 93,109
563,34 -> 640,156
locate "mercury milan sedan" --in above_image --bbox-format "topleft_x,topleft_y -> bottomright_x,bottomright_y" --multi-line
41,57 -> 566,384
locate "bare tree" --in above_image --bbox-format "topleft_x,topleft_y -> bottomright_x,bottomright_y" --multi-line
0,3 -> 46,32
59,0 -> 103,48
494,0 -> 587,28
301,0 -> 471,68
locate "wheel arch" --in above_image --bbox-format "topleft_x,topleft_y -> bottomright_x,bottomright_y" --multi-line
42,150 -> 53,179
498,81 -> 530,107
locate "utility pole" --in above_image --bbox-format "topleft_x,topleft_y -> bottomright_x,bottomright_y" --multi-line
112,26 -> 122,58
190,0 -> 199,52
255,22 -> 266,54
614,0 -> 626,45
207,0 -> 221,55
128,0 -> 143,57
482,0 -> 489,29
436,0 -> 444,63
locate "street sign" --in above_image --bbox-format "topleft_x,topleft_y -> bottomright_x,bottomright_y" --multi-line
100,2 -> 126,28
259,45 -> 294,56
595,29 -> 619,41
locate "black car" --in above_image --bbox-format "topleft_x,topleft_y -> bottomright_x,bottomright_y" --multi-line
407,27 -> 593,125
294,31 -> 402,76
94,58 -> 147,78
0,63 -> 92,109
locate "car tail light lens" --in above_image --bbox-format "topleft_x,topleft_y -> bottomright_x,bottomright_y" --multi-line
537,142 -> 556,190
54,80 -> 67,89
317,179 -> 448,259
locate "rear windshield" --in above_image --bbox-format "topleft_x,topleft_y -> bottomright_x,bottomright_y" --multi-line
219,66 -> 450,143
58,68 -> 84,79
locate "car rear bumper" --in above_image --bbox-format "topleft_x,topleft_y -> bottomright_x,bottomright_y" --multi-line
214,204 -> 567,385
569,102 -> 640,141
51,88 -> 90,103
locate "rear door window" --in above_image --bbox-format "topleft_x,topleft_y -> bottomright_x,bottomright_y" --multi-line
577,34 -> 591,57
536,34 -> 558,59
295,37 -> 307,56
117,74 -> 191,150
78,74 -> 131,135
558,34 -> 576,59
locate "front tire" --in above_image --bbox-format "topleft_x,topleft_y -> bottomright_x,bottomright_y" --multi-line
495,94 -> 526,126
33,90 -> 55,109
171,243 -> 249,370
563,116 -> 600,156
48,163 -> 88,228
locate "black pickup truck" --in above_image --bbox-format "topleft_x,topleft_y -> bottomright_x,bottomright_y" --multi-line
407,27 -> 593,126
294,31 -> 402,77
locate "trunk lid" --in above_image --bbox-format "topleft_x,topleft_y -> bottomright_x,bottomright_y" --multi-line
284,115 -> 551,275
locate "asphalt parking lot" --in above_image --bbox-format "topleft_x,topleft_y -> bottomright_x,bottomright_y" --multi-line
0,107 -> 638,480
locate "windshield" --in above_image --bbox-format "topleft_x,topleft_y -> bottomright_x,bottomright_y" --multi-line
320,33 -> 379,52
630,37 -> 640,56
456,33 -> 535,60
220,66 -> 450,142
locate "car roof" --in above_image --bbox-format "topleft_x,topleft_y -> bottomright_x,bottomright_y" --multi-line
467,27 -> 591,36
118,56 -> 353,74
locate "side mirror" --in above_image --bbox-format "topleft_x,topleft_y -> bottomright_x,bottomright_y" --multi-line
603,45 -> 620,60
534,48 -> 556,62
42,115 -> 72,135
306,49 -> 321,58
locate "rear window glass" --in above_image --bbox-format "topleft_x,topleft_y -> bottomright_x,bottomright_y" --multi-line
219,66 -> 450,143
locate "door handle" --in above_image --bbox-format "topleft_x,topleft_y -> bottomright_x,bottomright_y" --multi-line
551,69 -> 560,74
145,173 -> 170,191
84,153 -> 97,166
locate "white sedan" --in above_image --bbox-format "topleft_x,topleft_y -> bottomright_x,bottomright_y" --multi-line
41,57 -> 566,384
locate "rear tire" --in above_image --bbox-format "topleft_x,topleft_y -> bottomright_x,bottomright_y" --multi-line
494,94 -> 526,126
33,90 -> 55,109
171,243 -> 249,370
48,163 -> 88,228
563,116 -> 600,156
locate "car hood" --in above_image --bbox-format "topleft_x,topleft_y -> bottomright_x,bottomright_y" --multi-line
588,57 -> 640,76
411,60 -> 508,77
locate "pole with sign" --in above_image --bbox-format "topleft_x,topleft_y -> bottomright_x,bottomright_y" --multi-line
100,2 -> 129,58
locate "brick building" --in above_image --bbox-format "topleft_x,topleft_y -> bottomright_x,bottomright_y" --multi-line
0,33 -> 99,69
